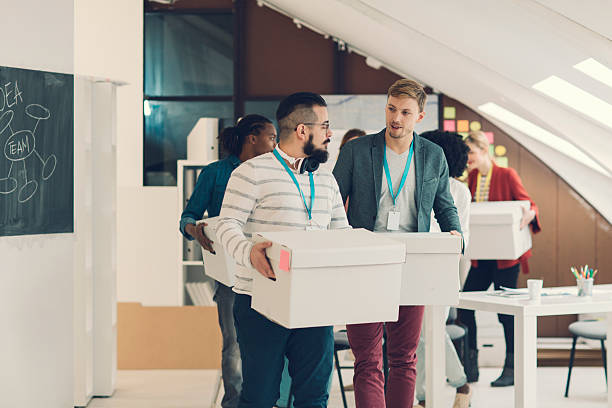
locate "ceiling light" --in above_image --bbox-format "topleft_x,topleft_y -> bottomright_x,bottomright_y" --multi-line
366,56 -> 382,70
478,102 -> 609,176
532,76 -> 612,129
574,58 -> 612,89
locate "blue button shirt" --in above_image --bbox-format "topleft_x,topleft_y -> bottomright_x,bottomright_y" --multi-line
179,155 -> 241,240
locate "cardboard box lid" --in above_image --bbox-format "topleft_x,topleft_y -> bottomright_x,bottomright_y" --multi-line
254,228 -> 406,269
378,232 -> 462,254
470,200 -> 530,225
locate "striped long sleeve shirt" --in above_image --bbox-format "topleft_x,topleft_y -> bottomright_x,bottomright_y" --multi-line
216,150 -> 350,295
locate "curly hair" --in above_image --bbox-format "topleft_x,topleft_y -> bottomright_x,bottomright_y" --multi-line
420,130 -> 469,178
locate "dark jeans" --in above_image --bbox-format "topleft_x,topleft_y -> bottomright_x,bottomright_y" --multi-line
233,294 -> 334,408
214,284 -> 242,408
458,261 -> 521,354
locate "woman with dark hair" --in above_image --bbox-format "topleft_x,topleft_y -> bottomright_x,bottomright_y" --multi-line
413,130 -> 472,408
339,128 -> 366,150
218,114 -> 277,158
179,114 -> 276,408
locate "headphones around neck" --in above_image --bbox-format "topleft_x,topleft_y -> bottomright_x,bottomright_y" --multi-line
299,157 -> 321,174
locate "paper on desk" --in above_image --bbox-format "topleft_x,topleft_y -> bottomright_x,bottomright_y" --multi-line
488,291 -> 529,298
488,286 -> 573,298
500,286 -> 527,294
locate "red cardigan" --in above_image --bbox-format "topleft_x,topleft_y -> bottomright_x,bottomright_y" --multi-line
468,163 -> 541,273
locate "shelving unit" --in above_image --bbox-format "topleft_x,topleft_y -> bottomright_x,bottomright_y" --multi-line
177,160 -> 217,306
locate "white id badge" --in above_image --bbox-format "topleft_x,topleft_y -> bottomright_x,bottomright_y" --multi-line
306,220 -> 317,231
387,211 -> 401,231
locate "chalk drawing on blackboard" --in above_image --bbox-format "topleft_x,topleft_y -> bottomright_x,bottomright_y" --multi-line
0,104 -> 56,203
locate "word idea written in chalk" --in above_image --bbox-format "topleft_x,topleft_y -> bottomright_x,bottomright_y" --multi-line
0,81 -> 24,111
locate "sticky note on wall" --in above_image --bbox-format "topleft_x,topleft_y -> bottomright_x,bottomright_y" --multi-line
495,145 -> 507,156
443,120 -> 456,131
470,121 -> 481,131
443,107 -> 456,119
484,131 -> 494,143
495,156 -> 508,168
457,120 -> 469,132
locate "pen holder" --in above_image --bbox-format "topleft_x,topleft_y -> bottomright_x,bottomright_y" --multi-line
577,278 -> 593,297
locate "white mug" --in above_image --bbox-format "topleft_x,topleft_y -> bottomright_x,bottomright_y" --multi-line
527,279 -> 543,300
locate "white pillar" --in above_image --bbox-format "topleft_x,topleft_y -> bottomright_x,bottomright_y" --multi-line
514,313 -> 537,408
425,305 -> 447,408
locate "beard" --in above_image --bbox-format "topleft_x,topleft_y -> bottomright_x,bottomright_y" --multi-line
299,133 -> 330,173
303,133 -> 329,164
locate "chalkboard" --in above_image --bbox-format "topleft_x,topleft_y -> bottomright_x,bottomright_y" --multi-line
0,66 -> 74,236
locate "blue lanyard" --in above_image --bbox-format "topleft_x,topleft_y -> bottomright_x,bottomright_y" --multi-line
273,149 -> 315,220
383,141 -> 414,207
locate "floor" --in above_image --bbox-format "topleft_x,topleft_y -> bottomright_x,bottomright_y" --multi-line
88,366 -> 608,408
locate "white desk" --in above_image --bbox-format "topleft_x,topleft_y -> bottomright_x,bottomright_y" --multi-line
426,285 -> 612,408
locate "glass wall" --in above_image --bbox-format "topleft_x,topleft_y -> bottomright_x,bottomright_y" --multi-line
144,100 -> 233,186
144,12 -> 233,186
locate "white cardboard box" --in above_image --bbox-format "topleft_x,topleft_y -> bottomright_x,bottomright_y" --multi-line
380,232 -> 461,305
251,229 -> 406,328
198,217 -> 237,287
466,200 -> 532,260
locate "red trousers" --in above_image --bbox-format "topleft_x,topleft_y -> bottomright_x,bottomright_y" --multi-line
347,305 -> 425,408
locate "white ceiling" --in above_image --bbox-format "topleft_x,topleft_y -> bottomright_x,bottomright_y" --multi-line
260,0 -> 612,222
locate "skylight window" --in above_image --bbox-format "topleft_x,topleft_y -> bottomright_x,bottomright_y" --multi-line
478,102 -> 609,176
532,76 -> 612,129
574,58 -> 612,89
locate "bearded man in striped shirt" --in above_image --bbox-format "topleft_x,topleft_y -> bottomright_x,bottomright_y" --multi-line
216,92 -> 350,408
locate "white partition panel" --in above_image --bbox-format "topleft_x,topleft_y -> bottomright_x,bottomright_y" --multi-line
73,77 -> 95,407
92,81 -> 118,397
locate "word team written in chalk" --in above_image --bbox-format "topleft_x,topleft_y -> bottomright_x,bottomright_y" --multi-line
7,137 -> 31,156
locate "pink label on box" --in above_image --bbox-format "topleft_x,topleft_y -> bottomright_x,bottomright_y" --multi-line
279,249 -> 290,271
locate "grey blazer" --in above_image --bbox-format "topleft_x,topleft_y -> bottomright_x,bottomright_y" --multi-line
333,129 -> 462,234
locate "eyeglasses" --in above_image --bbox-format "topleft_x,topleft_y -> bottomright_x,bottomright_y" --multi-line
295,122 -> 331,131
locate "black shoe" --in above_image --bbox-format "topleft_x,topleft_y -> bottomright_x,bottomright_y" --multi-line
465,349 -> 479,383
491,367 -> 514,387
491,352 -> 514,387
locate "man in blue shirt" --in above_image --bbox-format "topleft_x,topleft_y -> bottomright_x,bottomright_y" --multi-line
180,114 -> 276,408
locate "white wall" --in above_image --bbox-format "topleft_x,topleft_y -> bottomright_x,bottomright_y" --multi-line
74,0 -> 144,187
2,2 -> 73,74
75,0 -> 180,305
0,1 -> 74,406
0,235 -> 74,407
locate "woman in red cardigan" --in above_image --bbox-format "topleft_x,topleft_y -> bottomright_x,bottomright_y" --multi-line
458,131 -> 541,388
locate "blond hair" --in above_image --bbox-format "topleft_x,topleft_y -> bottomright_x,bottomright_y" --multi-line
387,79 -> 427,112
465,130 -> 490,154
